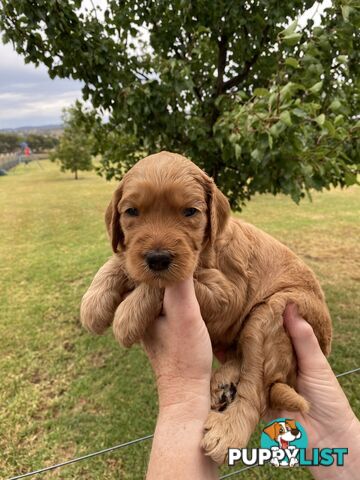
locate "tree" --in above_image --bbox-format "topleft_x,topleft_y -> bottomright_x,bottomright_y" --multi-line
50,104 -> 93,179
26,134 -> 59,153
0,132 -> 58,154
1,1 -> 358,207
0,133 -> 20,153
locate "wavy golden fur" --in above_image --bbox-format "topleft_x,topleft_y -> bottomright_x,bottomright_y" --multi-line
80,151 -> 332,463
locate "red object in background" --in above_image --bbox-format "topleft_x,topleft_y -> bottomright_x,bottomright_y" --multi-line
24,146 -> 31,156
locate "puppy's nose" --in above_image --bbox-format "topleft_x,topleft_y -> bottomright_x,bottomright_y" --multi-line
291,428 -> 300,436
146,250 -> 172,271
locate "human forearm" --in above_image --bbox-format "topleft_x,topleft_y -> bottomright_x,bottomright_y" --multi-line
146,392 -> 218,480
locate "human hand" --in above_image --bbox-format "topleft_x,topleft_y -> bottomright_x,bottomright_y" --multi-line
142,276 -> 213,410
266,303 -> 360,479
144,277 -> 218,479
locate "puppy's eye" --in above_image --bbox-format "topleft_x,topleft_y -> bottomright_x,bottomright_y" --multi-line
125,208 -> 139,217
183,207 -> 198,217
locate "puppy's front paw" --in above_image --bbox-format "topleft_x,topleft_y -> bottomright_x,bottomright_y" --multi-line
202,411 -> 229,464
113,284 -> 163,348
113,298 -> 140,347
80,291 -> 115,334
202,398 -> 254,465
202,410 -> 248,464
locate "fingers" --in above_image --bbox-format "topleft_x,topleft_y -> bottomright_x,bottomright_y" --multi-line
284,303 -> 329,372
163,277 -> 202,323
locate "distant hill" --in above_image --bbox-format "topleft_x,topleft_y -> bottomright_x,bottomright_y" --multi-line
0,124 -> 63,136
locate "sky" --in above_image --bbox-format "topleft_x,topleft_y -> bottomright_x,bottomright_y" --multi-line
0,1 -> 330,130
0,41 -> 83,129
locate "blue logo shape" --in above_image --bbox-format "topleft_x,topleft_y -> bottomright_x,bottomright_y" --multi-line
261,418 -> 308,467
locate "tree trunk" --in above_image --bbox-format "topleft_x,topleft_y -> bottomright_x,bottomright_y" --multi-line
74,169 -> 78,180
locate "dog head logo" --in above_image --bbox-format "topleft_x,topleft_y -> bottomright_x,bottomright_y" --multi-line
264,419 -> 301,449
260,418 -> 308,468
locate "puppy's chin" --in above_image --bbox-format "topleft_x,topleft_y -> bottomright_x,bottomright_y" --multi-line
132,270 -> 188,288
125,253 -> 199,287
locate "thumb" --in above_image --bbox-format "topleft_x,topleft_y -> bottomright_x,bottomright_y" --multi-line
284,303 -> 329,372
163,277 -> 201,323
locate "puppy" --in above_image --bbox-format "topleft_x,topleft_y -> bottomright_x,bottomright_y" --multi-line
264,419 -> 301,467
80,151 -> 332,464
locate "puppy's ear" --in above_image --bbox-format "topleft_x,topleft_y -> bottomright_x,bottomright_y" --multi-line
105,183 -> 124,253
263,423 -> 278,440
200,172 -> 230,244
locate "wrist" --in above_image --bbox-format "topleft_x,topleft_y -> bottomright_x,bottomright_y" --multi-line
310,417 -> 360,480
336,414 -> 360,446
157,376 -> 211,419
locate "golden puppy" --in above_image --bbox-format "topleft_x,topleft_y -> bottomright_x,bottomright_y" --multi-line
80,151 -> 332,463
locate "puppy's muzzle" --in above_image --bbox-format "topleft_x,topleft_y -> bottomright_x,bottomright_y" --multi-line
145,250 -> 172,271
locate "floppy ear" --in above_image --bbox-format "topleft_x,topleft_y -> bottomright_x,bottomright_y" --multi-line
105,183 -> 124,253
286,419 -> 297,430
264,423 -> 279,440
202,173 -> 230,244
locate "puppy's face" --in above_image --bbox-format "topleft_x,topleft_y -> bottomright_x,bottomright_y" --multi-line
119,176 -> 207,285
105,152 -> 230,286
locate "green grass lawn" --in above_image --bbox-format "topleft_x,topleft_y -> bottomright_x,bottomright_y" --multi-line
0,161 -> 359,479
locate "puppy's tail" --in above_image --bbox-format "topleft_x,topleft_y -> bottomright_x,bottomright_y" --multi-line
269,382 -> 310,413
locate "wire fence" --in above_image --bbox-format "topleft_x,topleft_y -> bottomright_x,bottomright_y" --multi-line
0,153 -> 48,171
7,366 -> 360,480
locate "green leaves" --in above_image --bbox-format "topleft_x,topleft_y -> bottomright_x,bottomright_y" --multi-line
280,111 -> 292,126
280,19 -> 298,37
330,99 -> 342,112
285,57 -> 300,69
315,114 -> 325,126
1,0 -> 358,208
282,33 -> 302,46
235,144 -> 242,160
253,88 -> 269,97
341,6 -> 352,22
309,81 -> 323,94
279,19 -> 302,46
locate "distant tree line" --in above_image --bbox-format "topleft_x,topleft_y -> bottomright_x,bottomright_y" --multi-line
0,133 -> 59,154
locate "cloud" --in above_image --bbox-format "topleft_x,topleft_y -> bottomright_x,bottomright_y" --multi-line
0,41 -> 83,129
0,90 -> 82,122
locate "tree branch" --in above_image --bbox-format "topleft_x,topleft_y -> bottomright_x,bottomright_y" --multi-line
222,26 -> 270,92
216,34 -> 228,95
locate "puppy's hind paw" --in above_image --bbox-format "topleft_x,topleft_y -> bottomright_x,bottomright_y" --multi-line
210,360 -> 240,412
211,382 -> 237,412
